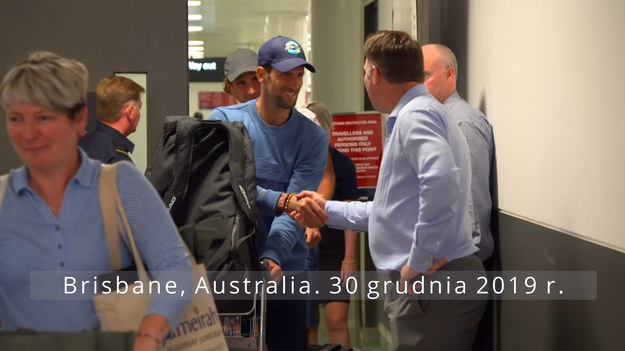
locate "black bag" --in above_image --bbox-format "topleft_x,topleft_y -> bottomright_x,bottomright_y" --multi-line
145,116 -> 259,313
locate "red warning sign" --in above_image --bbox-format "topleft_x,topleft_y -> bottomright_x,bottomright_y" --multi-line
198,91 -> 238,109
330,112 -> 384,188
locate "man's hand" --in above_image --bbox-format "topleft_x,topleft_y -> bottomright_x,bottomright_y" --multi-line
399,257 -> 448,295
288,193 -> 327,228
305,227 -> 322,248
289,191 -> 327,228
263,258 -> 284,283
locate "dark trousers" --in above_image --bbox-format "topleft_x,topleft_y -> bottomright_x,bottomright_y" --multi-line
472,254 -> 498,351
266,298 -> 307,351
384,255 -> 487,351
264,272 -> 308,350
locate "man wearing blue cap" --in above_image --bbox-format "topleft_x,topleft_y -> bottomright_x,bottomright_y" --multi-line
210,35 -> 327,350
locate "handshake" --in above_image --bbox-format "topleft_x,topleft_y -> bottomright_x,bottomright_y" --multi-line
284,190 -> 328,228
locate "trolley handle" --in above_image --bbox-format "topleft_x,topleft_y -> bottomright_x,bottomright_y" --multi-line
258,259 -> 270,280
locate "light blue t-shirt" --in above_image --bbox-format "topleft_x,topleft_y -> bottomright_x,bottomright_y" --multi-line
210,100 -> 328,271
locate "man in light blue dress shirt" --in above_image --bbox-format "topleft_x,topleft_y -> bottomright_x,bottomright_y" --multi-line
295,31 -> 486,350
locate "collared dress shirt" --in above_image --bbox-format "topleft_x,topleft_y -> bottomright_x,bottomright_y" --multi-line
325,84 -> 477,273
444,91 -> 495,261
0,150 -> 193,331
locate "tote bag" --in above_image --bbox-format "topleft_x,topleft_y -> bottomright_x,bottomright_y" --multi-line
0,174 -> 136,350
94,163 -> 229,351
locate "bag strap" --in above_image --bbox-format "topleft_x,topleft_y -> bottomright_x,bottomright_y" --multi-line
145,116 -> 180,179
111,171 -> 149,280
147,116 -> 197,217
169,117 -> 199,209
0,173 -> 9,213
99,163 -> 148,280
0,174 -> 8,213
100,164 -> 122,271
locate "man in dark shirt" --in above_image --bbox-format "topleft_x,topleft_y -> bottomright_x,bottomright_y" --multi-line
79,76 -> 144,163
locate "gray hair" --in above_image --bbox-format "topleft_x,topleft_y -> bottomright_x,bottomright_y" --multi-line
0,51 -> 88,118
304,101 -> 333,133
433,44 -> 458,83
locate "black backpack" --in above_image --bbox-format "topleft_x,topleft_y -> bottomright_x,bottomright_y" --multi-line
145,116 -> 259,313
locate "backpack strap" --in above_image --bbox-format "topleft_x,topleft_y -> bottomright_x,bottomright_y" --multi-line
0,174 -> 8,213
145,116 -> 182,179
222,122 -> 258,225
167,117 -> 199,211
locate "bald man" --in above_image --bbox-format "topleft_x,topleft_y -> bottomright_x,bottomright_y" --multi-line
423,44 -> 495,263
423,43 -> 496,351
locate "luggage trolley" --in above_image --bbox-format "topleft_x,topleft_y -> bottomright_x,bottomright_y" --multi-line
219,262 -> 268,351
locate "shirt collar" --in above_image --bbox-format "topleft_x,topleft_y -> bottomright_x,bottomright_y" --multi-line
95,121 -> 135,153
389,84 -> 429,117
10,148 -> 101,194
444,91 -> 461,105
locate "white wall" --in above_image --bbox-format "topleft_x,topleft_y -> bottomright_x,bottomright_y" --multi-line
466,0 -> 625,251
0,0 -> 188,173
310,0 -> 364,113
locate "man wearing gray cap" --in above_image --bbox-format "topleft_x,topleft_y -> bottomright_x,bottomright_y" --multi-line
223,48 -> 260,103
210,35 -> 327,351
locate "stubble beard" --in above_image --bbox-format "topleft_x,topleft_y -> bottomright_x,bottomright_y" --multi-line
273,89 -> 299,110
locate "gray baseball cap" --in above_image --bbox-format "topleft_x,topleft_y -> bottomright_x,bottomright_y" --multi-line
224,48 -> 258,81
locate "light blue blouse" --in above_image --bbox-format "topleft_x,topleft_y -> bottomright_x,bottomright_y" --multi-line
0,149 -> 193,331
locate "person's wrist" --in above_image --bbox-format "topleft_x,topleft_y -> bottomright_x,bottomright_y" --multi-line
135,331 -> 162,346
284,193 -> 296,212
277,192 -> 287,212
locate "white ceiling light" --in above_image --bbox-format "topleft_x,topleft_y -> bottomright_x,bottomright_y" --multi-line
188,46 -> 204,59
188,1 -> 201,6
188,40 -> 204,46
188,14 -> 203,21
188,26 -> 203,32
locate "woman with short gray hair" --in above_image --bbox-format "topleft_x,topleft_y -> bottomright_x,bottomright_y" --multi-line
0,51 -> 193,351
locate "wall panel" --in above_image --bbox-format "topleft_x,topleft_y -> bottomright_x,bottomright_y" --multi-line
0,0 -> 188,173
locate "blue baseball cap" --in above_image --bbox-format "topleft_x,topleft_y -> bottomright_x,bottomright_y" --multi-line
258,36 -> 315,73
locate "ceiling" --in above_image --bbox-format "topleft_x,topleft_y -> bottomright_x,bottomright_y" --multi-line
188,0 -> 311,58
